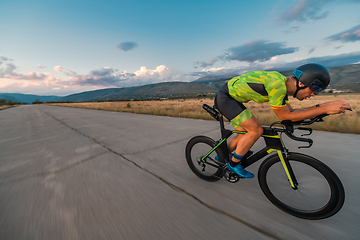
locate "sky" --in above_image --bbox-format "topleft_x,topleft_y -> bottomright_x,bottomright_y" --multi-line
1,0 -> 360,96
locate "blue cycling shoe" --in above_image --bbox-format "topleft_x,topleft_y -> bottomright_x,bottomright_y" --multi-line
226,162 -> 254,178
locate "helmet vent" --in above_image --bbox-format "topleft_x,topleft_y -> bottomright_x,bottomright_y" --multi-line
293,69 -> 303,80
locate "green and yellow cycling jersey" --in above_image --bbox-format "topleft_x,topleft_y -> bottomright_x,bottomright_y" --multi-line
227,71 -> 289,109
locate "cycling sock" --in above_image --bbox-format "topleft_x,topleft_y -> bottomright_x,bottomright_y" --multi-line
230,152 -> 244,167
229,159 -> 238,167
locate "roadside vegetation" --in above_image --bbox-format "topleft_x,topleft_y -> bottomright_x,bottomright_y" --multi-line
48,93 -> 360,134
0,99 -> 21,110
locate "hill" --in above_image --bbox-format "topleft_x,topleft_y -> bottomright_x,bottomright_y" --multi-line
59,82 -> 218,102
0,93 -> 61,104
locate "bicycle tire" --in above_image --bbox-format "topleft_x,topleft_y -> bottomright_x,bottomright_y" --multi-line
258,152 -> 345,220
185,136 -> 225,182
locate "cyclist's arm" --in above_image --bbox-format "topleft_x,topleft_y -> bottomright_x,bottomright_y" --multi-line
274,101 -> 351,121
273,104 -> 326,121
286,103 -> 317,112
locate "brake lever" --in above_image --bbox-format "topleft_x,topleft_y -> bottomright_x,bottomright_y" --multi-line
299,140 -> 313,149
284,130 -> 314,149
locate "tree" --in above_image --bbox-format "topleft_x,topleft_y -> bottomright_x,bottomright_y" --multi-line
32,99 -> 43,104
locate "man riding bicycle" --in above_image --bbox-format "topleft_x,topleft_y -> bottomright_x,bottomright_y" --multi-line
214,63 -> 352,178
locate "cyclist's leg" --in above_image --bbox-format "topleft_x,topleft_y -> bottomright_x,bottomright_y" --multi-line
232,116 -> 263,159
215,87 -> 259,157
227,126 -> 246,153
228,109 -> 263,160
215,85 -> 258,177
222,110 -> 261,178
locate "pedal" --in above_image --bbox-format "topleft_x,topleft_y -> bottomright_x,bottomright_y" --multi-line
224,169 -> 241,183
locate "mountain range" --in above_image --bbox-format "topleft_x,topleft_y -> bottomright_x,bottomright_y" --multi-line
0,93 -> 61,104
1,63 -> 359,103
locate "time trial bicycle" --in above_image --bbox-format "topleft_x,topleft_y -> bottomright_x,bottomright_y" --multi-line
185,104 -> 345,220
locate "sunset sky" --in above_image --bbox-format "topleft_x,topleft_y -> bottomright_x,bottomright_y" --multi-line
1,0 -> 360,96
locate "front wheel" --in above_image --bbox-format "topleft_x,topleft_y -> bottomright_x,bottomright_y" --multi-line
185,136 -> 225,182
258,152 -> 345,220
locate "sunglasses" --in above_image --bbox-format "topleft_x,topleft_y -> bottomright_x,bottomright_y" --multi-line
309,80 -> 325,95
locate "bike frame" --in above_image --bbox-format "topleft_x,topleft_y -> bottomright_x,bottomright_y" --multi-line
201,113 -> 299,189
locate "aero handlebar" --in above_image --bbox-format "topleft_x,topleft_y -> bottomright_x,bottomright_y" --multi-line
279,114 -> 329,148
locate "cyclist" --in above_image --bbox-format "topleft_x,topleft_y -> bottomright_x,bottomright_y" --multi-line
214,63 -> 352,178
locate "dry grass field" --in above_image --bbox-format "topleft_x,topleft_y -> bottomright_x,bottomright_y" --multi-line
0,105 -> 16,110
49,93 -> 360,134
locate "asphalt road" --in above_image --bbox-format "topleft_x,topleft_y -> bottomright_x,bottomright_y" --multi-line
0,105 -> 359,240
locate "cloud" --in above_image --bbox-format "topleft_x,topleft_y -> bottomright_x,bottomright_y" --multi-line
194,40 -> 298,67
1,59 -> 189,94
223,40 -> 298,63
276,0 -> 331,24
0,61 -> 17,78
0,56 -> 192,95
37,64 -> 46,69
134,65 -> 183,82
54,65 -> 77,76
308,47 -> 316,54
90,67 -> 115,76
2,63 -> 16,75
0,62 -> 84,95
0,56 -> 9,62
2,69 -> 57,81
283,25 -> 300,34
0,59 -> 61,87
64,65 -> 189,88
190,67 -> 246,77
117,41 -> 138,51
0,55 -> 12,66
23,72 -> 49,80
276,0 -> 360,24
326,24 -> 360,42
194,57 -> 219,68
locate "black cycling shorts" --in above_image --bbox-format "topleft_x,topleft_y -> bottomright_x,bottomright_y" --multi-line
214,84 -> 253,128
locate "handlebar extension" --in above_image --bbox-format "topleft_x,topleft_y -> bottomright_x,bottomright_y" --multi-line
290,114 -> 329,126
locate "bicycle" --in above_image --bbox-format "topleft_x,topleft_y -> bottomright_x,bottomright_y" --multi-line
185,104 -> 345,220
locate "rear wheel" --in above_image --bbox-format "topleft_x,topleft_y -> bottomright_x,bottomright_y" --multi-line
185,136 -> 225,181
258,153 -> 345,220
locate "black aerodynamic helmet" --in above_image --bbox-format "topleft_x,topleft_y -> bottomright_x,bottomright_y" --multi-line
292,63 -> 331,98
